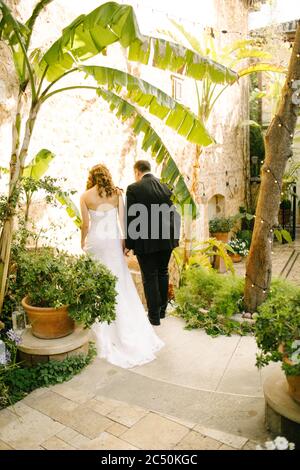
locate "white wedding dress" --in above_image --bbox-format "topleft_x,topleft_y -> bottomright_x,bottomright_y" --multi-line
85,207 -> 164,368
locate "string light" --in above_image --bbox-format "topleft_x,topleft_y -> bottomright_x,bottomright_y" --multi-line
246,274 -> 269,293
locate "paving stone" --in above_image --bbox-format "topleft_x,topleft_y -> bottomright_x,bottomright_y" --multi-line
219,444 -> 237,450
86,398 -> 119,417
243,440 -> 259,450
158,413 -> 195,429
50,383 -> 95,404
0,403 -> 64,449
121,413 -> 189,450
174,431 -> 222,450
41,436 -> 76,450
81,431 -> 138,450
57,406 -> 114,439
193,425 -> 248,449
107,422 -> 128,437
23,390 -> 79,421
0,439 -> 13,450
56,427 -> 91,449
94,394 -> 123,412
107,404 -> 148,427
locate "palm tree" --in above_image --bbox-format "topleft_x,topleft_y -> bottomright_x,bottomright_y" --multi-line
0,1 -> 239,313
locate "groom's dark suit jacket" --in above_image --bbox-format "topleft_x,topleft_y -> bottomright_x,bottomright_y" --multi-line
125,174 -> 180,255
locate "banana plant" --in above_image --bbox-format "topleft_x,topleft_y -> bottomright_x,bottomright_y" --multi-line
1,148 -> 81,228
159,22 -> 287,262
173,238 -> 235,285
0,1 -> 240,313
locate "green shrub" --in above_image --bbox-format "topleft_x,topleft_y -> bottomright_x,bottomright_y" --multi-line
1,342 -> 96,408
250,124 -> 265,160
255,279 -> 300,370
175,267 -> 250,336
209,216 -> 237,234
6,248 -> 117,328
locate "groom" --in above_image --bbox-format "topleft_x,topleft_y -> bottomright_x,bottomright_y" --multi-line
125,160 -> 180,326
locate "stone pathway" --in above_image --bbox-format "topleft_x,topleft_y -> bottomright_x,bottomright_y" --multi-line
0,315 -> 272,451
1,238 -> 298,451
0,350 -> 259,450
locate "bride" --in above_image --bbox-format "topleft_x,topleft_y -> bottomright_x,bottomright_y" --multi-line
80,164 -> 164,368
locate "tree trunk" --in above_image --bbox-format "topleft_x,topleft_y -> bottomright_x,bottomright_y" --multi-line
0,103 -> 38,313
244,23 -> 300,312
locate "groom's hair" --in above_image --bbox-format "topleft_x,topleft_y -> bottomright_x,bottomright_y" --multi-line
134,160 -> 151,173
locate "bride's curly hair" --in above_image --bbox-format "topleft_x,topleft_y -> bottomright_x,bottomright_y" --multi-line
86,164 -> 119,197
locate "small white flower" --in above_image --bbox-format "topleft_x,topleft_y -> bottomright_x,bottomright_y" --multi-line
288,443 -> 295,450
274,436 -> 289,450
265,440 -> 276,450
256,445 -> 263,450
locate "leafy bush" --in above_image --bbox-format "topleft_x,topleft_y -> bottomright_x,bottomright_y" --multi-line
1,342 -> 96,408
254,279 -> 300,371
250,124 -> 265,161
235,229 -> 252,249
228,238 -> 249,257
8,248 -> 117,328
209,216 -> 237,234
175,267 -> 252,336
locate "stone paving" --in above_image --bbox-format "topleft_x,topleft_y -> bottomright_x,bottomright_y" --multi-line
0,376 -> 257,450
0,239 -> 298,451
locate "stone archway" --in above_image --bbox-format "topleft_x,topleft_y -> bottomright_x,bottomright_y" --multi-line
208,194 -> 226,221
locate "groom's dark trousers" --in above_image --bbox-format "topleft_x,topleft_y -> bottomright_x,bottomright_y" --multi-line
125,174 -> 180,325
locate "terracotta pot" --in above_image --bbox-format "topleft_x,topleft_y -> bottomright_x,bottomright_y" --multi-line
211,232 -> 229,243
230,253 -> 242,263
210,232 -> 229,272
285,375 -> 300,404
279,344 -> 300,404
21,296 -> 75,339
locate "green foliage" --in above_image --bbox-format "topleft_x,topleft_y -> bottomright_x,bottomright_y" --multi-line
84,65 -> 214,147
250,125 -> 265,159
10,248 -> 117,328
228,238 -> 249,257
282,362 -> 300,376
235,229 -> 252,249
254,279 -> 300,371
173,238 -> 234,284
38,3 -> 237,85
97,88 -> 198,218
1,342 -> 96,408
175,267 -> 251,337
209,216 -> 237,233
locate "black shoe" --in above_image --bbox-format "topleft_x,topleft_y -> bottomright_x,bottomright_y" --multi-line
148,316 -> 160,326
160,311 -> 166,319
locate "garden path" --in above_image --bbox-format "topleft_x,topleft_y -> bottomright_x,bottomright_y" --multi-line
1,238 -> 298,451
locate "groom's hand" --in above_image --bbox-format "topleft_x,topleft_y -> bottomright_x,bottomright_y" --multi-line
124,248 -> 131,256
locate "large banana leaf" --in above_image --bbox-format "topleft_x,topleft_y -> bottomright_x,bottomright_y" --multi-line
56,191 -> 82,228
23,148 -> 55,179
23,148 -> 81,227
97,87 -> 198,218
39,2 -> 238,85
82,65 -> 213,146
0,1 -> 30,81
238,63 -> 287,77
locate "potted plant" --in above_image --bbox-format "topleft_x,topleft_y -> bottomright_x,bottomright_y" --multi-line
254,282 -> 300,404
227,239 -> 249,263
209,216 -> 236,243
17,248 -> 117,339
